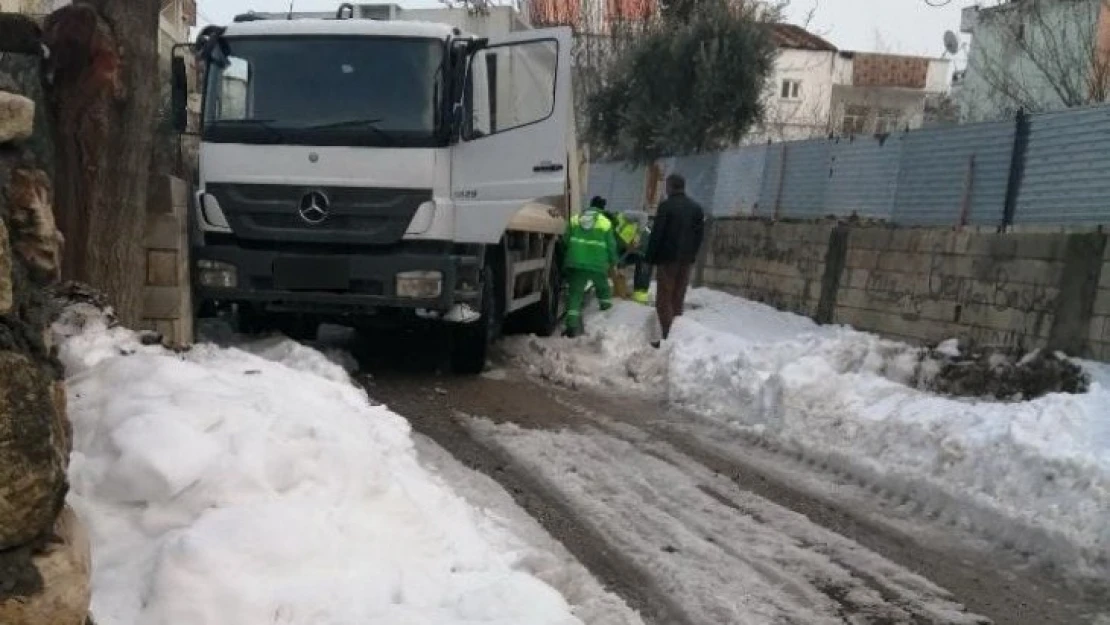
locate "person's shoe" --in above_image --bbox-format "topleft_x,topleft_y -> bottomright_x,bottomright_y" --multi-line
650,340 -> 661,349
564,326 -> 581,338
599,302 -> 613,312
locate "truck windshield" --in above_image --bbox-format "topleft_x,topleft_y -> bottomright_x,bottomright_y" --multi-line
203,36 -> 445,147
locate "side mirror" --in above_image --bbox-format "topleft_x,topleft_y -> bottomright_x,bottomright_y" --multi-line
171,56 -> 189,134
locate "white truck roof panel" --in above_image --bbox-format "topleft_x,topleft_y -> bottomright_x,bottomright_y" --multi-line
223,18 -> 457,39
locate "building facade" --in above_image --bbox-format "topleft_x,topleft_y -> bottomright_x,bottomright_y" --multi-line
959,0 -> 1110,122
751,24 -> 950,143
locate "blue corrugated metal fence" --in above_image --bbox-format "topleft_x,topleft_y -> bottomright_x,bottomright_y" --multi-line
587,101 -> 1110,226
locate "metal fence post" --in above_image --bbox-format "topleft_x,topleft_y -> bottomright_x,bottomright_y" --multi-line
773,144 -> 789,219
1001,109 -> 1030,230
957,154 -> 976,229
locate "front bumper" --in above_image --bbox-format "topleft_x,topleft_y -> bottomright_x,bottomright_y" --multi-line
193,243 -> 481,315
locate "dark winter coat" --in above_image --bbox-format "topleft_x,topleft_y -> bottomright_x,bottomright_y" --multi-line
645,192 -> 705,266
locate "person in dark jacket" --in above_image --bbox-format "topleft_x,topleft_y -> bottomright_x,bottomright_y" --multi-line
644,174 -> 705,344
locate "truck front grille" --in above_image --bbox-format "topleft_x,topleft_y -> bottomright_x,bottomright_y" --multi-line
206,183 -> 431,246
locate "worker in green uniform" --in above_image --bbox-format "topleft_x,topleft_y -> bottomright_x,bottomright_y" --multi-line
564,197 -> 619,337
603,206 -> 652,306
609,210 -> 640,300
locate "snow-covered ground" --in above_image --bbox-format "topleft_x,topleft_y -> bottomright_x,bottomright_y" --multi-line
503,288 -> 1110,580
54,303 -> 640,625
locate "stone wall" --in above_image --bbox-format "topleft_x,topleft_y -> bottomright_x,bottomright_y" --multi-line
0,46 -> 91,625
701,218 -> 1110,358
141,175 -> 192,347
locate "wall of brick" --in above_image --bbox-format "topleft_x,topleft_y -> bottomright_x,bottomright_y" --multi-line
851,53 -> 929,89
140,175 -> 192,347
701,218 -> 1109,358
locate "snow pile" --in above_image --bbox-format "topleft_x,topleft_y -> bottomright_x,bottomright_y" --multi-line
506,288 -> 1110,579
56,306 -> 593,625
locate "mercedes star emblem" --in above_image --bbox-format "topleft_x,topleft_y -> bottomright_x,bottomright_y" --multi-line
298,191 -> 330,225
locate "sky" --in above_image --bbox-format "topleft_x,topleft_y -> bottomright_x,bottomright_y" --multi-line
197,0 -> 979,63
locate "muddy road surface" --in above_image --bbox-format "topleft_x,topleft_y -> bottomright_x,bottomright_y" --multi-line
345,329 -> 1108,625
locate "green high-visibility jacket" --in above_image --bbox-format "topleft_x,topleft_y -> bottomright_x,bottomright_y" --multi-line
614,213 -> 640,252
565,209 -> 618,274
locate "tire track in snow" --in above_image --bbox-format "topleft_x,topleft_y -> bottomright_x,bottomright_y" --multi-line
542,386 -> 1109,625
361,355 -> 1106,625
467,419 -> 990,625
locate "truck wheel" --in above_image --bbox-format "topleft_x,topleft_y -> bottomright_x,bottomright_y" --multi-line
276,315 -> 318,342
237,306 -> 272,336
524,260 -> 562,337
451,265 -> 499,375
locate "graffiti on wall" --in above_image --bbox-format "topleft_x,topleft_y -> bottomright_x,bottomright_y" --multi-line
861,245 -> 1057,319
710,225 -> 825,279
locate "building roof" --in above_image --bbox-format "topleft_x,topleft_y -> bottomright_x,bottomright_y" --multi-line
770,23 -> 837,52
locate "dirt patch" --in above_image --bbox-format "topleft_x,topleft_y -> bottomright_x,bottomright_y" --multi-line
917,340 -> 1089,401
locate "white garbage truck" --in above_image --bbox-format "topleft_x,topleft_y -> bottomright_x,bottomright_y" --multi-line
170,4 -> 578,373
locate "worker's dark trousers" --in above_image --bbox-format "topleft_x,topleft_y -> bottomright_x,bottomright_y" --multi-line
632,257 -> 652,293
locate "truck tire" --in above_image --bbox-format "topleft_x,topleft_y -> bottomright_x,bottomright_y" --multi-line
523,259 -> 562,337
276,315 -> 318,342
450,265 -> 499,375
237,306 -> 273,336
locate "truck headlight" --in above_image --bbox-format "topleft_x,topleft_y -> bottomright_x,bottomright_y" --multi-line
200,193 -> 231,230
396,271 -> 442,299
197,260 -> 238,288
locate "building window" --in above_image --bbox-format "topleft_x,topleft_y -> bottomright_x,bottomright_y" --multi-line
874,108 -> 902,134
780,79 -> 801,100
841,104 -> 867,135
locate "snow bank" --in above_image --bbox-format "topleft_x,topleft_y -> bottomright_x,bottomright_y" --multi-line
56,304 -> 590,625
505,289 -> 1110,579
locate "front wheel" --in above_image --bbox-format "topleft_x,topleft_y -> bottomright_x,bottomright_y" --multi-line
523,258 -> 563,337
450,265 -> 499,375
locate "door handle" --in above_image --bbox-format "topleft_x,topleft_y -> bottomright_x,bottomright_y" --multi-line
533,163 -> 564,173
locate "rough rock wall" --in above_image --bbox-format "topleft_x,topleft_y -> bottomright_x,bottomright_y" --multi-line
0,23 -> 91,625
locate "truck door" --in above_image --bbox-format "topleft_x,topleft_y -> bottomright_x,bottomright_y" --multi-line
450,27 -> 573,244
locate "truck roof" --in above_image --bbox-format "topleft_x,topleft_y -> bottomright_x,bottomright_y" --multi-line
223,18 -> 458,39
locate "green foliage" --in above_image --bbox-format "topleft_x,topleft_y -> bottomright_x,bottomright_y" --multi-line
584,0 -> 778,165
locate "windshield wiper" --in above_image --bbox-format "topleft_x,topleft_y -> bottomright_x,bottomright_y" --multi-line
212,118 -> 285,142
303,118 -> 394,145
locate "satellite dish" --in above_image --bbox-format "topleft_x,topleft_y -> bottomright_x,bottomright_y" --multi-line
943,30 -> 960,56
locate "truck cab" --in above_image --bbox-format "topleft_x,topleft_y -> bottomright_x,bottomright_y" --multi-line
172,6 -> 574,373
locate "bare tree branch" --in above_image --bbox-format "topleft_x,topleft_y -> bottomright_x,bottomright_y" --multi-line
965,0 -> 1110,118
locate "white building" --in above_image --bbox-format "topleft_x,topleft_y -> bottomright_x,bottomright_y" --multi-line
751,24 -> 951,143
754,24 -> 841,142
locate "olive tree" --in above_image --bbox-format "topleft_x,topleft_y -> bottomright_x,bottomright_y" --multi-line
584,0 -> 779,164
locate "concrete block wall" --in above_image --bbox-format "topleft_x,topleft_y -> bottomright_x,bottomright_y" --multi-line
140,175 -> 193,347
700,218 -> 1110,358
834,229 -> 1066,350
701,219 -> 833,318
1089,244 -> 1110,360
